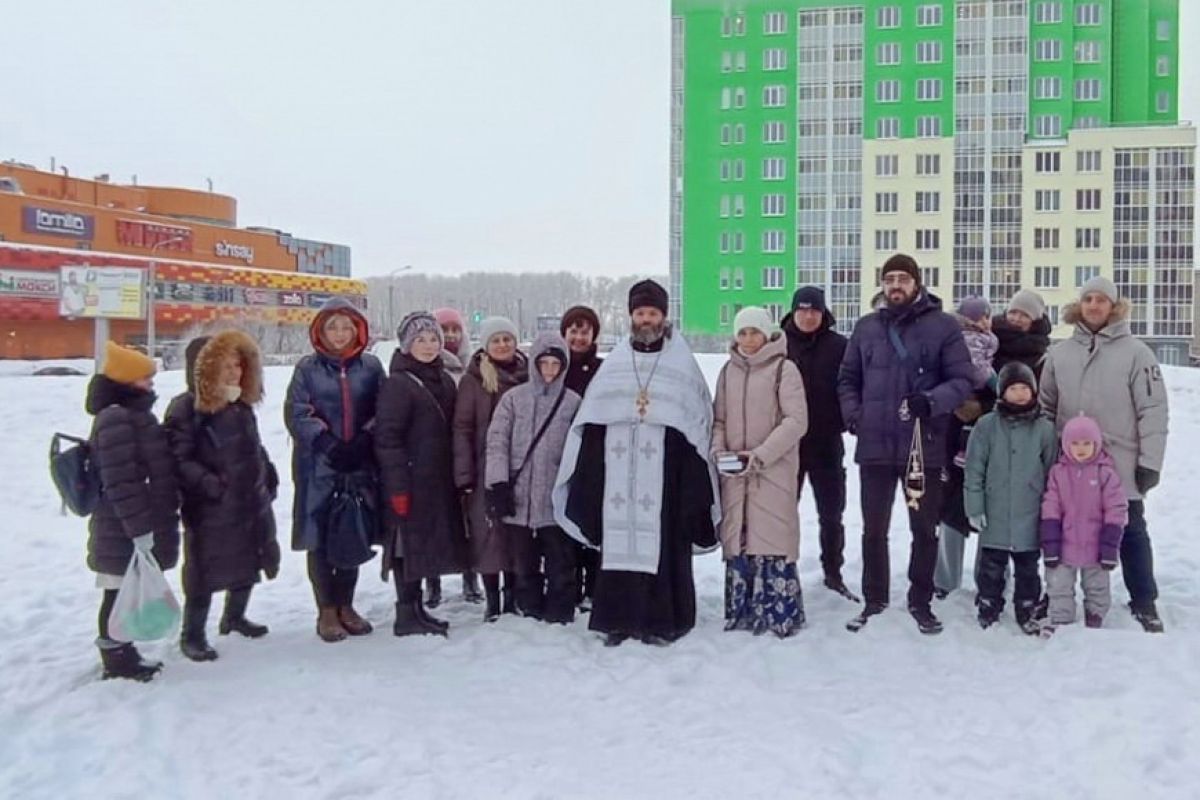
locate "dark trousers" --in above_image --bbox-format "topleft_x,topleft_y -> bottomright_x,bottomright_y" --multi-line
392,559 -> 421,604
859,464 -> 944,609
1121,500 -> 1158,609
184,584 -> 254,621
98,589 -> 118,640
306,551 -> 359,608
506,524 -> 578,623
976,548 -> 1042,620
798,464 -> 847,577
576,545 -> 600,603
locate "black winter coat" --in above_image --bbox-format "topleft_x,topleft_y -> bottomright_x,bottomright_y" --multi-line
85,376 -> 180,576
782,310 -> 848,465
563,346 -> 603,396
838,291 -> 974,469
375,351 -> 469,582
992,314 -> 1052,379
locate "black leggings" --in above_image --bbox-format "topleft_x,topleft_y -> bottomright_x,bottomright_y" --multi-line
98,589 -> 118,640
307,551 -> 359,607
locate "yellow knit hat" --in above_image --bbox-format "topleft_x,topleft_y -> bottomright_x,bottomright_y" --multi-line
102,341 -> 156,384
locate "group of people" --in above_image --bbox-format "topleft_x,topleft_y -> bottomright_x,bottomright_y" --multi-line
79,253 -> 1169,682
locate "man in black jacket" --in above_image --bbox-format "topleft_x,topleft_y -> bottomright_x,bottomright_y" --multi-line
782,287 -> 854,600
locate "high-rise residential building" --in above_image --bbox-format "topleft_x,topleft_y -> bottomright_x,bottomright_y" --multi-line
671,0 -> 1195,363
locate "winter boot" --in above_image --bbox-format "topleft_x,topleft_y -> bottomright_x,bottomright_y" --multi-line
823,573 -> 860,602
415,599 -> 449,632
909,605 -> 944,635
501,571 -> 518,615
219,587 -> 268,638
484,587 -> 502,623
1129,602 -> 1164,633
462,571 -> 483,603
603,633 -> 629,647
1015,600 -> 1041,636
976,596 -> 1003,629
933,588 -> 950,601
316,606 -> 348,643
393,602 -> 447,637
1085,612 -> 1104,629
99,640 -> 162,682
846,602 -> 887,632
180,599 -> 219,662
337,605 -> 374,636
425,577 -> 443,609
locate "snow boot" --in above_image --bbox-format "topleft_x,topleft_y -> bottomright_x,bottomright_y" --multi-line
180,600 -> 219,662
337,605 -> 374,636
846,602 -> 886,632
933,588 -> 950,601
603,633 -> 629,647
393,602 -> 446,637
1033,594 -> 1049,620
316,606 -> 348,643
1085,612 -> 1104,629
1129,602 -> 1164,633
824,573 -> 860,602
415,598 -> 449,632
99,640 -> 162,682
219,587 -> 268,638
1015,600 -> 1040,636
501,571 -> 518,615
909,605 -> 944,635
462,571 -> 484,604
484,587 -> 502,623
425,577 -> 443,609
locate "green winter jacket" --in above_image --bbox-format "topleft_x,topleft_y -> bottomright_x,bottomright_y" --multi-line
963,409 -> 1059,552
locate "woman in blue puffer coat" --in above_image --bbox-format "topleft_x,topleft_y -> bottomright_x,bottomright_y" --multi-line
286,297 -> 385,642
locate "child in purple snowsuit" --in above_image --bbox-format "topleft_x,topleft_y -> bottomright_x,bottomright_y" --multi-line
952,296 -> 1000,468
1039,415 -> 1128,629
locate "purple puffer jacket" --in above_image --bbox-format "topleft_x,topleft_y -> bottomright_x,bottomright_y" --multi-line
1039,416 -> 1128,567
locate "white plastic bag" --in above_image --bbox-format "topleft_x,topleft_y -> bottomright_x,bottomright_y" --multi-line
107,548 -> 181,642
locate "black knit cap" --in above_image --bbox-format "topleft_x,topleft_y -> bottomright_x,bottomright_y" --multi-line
628,279 -> 668,315
560,305 -> 601,337
881,253 -> 921,286
790,286 -> 828,313
997,361 -> 1037,396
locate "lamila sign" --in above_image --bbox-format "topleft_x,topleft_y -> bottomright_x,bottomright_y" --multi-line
22,206 -> 95,240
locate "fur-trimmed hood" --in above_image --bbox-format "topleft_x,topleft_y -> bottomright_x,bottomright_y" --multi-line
1062,298 -> 1131,331
193,330 -> 264,413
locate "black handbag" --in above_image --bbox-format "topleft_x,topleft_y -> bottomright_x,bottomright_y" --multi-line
319,474 -> 378,569
49,433 -> 101,516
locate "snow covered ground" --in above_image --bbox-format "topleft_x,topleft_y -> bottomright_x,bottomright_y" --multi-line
2,355 -> 1197,799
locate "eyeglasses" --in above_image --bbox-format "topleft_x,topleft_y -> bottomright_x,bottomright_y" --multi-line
882,274 -> 915,288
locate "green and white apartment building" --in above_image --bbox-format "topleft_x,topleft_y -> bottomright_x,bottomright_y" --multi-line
670,0 -> 1196,362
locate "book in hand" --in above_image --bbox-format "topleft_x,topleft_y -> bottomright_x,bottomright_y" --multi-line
716,452 -> 749,475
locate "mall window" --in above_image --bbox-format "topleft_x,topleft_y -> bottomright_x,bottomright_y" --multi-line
719,195 -> 731,218
734,88 -> 746,108
733,267 -> 745,289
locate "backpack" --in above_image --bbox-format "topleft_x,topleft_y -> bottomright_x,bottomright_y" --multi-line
49,433 -> 101,516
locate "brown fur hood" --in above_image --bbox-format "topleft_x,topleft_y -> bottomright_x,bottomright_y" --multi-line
1062,298 -> 1130,328
193,330 -> 264,413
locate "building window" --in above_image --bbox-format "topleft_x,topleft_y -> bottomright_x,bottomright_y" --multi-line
1074,78 -> 1101,102
1157,20 -> 1170,41
1034,267 -> 1060,289
916,4 -> 942,26
916,154 -> 941,176
1076,227 -> 1102,249
720,268 -> 731,290
721,16 -> 733,37
763,48 -> 787,71
1035,1 -> 1062,23
1035,39 -> 1062,61
720,304 -> 731,325
916,78 -> 942,101
761,193 -> 786,217
1075,265 -> 1101,287
720,88 -> 731,110
734,14 -> 746,36
762,157 -> 786,181
916,116 -> 942,138
1077,150 -> 1101,173
735,51 -> 747,71
875,229 -> 898,251
734,124 -> 745,144
923,267 -> 941,286
916,41 -> 942,64
876,80 -> 901,103
1075,3 -> 1101,25
875,154 -> 899,177
915,191 -> 940,213
720,124 -> 731,145
734,233 -> 745,253
733,195 -> 745,217
1075,116 -> 1102,129
877,6 -> 900,28
734,88 -> 746,108
915,229 -> 940,250
876,192 -> 899,214
763,121 -> 786,144
762,85 -> 787,108
877,42 -> 901,66
765,303 -> 784,322
1034,228 -> 1061,250
719,195 -> 730,218
1076,189 -> 1102,211
1156,55 -> 1170,77
1034,76 -> 1061,99
733,159 -> 744,180
1156,91 -> 1170,113
721,52 -> 733,73
719,232 -> 730,253
719,160 -> 731,181
761,266 -> 785,289
1035,189 -> 1061,212
1035,115 -> 1062,138
763,11 -> 787,35
762,230 -> 786,253
1074,40 -> 1101,63
877,117 -> 901,139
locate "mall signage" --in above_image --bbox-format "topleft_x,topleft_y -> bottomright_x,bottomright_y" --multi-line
215,241 -> 255,263
22,206 -> 95,239
116,219 -> 193,253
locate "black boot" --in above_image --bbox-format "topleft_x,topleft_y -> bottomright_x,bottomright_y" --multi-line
501,571 -> 518,615
180,598 -> 219,662
462,571 -> 483,603
484,588 -> 501,622
977,597 -> 1002,630
1130,602 -> 1165,633
99,640 -> 163,681
393,602 -> 446,637
415,596 -> 449,632
909,604 -> 944,635
219,587 -> 268,638
425,577 -> 443,609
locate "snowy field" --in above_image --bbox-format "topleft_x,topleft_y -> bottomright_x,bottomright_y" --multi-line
2,355 -> 1198,799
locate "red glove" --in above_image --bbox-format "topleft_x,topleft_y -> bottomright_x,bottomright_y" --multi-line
390,493 -> 410,518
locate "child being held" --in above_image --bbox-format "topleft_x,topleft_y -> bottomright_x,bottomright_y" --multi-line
1039,415 -> 1128,632
952,296 -> 1000,467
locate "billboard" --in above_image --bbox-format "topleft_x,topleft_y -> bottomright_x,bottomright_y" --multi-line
59,265 -> 146,320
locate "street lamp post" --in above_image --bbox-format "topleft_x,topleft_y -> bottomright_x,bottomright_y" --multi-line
387,264 -> 413,335
147,236 -> 186,361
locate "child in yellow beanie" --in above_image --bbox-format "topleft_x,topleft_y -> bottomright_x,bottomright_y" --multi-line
101,340 -> 156,386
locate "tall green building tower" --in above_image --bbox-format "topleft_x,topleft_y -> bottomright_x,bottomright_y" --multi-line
670,0 -> 1194,363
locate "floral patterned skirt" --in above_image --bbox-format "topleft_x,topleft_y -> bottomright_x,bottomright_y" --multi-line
724,555 -> 805,638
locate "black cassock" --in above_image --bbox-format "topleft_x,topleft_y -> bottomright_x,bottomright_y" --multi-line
564,424 -> 717,642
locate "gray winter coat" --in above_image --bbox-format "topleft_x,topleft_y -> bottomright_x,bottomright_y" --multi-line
1040,302 -> 1169,500
485,333 -> 582,530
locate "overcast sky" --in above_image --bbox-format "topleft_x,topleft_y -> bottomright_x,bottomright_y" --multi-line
3,1 -> 1196,279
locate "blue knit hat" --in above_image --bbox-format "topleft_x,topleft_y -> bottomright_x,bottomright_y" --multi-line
397,311 -> 443,354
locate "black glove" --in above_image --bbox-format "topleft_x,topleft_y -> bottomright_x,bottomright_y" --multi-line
486,482 -> 516,519
1135,466 -> 1160,496
264,458 -> 280,501
903,392 -> 933,420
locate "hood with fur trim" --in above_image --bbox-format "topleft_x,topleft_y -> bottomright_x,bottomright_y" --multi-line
1062,298 -> 1130,331
194,330 -> 264,413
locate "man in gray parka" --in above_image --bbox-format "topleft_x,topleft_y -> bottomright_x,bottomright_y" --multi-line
1040,277 -> 1169,632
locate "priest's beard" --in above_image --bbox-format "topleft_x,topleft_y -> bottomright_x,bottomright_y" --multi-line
631,320 -> 666,346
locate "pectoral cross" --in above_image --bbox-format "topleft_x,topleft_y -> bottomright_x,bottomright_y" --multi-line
636,388 -> 650,418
